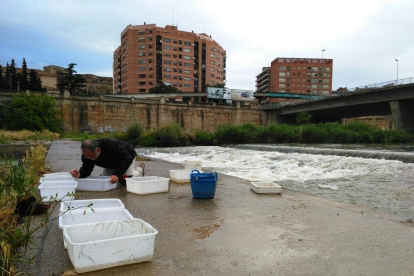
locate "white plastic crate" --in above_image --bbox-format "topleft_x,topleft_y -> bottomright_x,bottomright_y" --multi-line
182,160 -> 202,170
40,176 -> 74,183
64,218 -> 158,273
250,182 -> 282,194
76,176 -> 116,192
60,198 -> 125,213
43,172 -> 72,178
126,176 -> 170,195
59,208 -> 133,229
169,169 -> 202,183
38,181 -> 77,203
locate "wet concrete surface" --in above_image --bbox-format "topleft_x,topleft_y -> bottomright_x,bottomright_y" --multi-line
22,139 -> 414,275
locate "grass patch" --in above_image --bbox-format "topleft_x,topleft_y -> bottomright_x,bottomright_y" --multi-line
0,130 -> 60,143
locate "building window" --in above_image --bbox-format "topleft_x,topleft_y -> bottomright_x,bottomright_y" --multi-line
149,58 -> 152,63
139,45 -> 146,49
323,79 -> 330,83
149,66 -> 153,70
279,66 -> 286,71
164,60 -> 171,64
323,85 -> 330,89
164,45 -> 171,50
178,40 -> 182,44
184,55 -> 191,60
279,78 -> 286,82
163,67 -> 171,72
139,59 -> 146,64
164,53 -> 172,57
149,44 -> 153,48
164,38 -> 171,42
173,61 -> 177,65
138,38 -> 145,42
165,82 -> 171,86
210,68 -> 215,72
210,54 -> 215,58
139,67 -> 146,71
139,81 -> 146,86
323,67 -> 331,72
173,39 -> 177,43
323,73 -> 330,77
149,81 -> 153,85
184,63 -> 191,67
149,52 -> 153,56
139,88 -> 146,92
174,47 -> 178,51
138,30 -> 145,35
210,60 -> 215,65
279,84 -> 286,88
210,74 -> 214,78
163,75 -> 171,79
184,70 -> 191,74
184,77 -> 191,81
184,84 -> 191,88
139,52 -> 145,56
179,62 -> 182,66
279,72 -> 286,77
184,41 -> 191,46
139,74 -> 146,78
184,48 -> 191,53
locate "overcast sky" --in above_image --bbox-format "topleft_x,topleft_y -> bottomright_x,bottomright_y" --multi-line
1,0 -> 413,91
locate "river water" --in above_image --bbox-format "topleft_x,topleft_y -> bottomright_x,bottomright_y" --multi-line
138,144 -> 414,219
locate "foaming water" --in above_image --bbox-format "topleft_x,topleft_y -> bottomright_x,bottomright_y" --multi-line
138,145 -> 414,218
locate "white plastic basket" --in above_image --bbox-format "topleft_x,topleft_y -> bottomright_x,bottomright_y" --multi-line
38,181 -> 77,203
60,198 -> 125,213
64,218 -> 158,273
43,172 -> 72,178
58,208 -> 133,229
182,160 -> 202,170
169,169 -> 203,183
126,176 -> 170,195
40,176 -> 74,183
76,176 -> 116,192
250,182 -> 282,194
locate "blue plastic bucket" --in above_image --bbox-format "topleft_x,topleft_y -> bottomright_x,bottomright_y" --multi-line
190,170 -> 218,199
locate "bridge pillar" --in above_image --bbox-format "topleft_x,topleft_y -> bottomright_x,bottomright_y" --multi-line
390,101 -> 414,132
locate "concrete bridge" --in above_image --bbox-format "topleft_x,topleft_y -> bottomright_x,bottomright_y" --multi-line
265,83 -> 414,131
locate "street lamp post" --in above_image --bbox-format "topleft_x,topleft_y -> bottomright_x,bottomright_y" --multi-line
395,59 -> 399,84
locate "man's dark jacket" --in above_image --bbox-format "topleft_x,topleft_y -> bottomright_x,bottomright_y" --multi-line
79,138 -> 137,178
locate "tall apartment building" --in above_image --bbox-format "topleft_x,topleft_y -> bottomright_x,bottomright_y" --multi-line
113,23 -> 226,94
255,67 -> 270,93
268,57 -> 333,103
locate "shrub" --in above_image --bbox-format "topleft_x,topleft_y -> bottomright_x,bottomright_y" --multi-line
154,123 -> 188,147
190,129 -> 216,146
124,122 -> 143,146
1,93 -> 61,132
140,131 -> 157,147
299,124 -> 328,143
215,123 -> 244,144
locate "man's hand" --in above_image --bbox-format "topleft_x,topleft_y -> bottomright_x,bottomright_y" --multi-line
110,175 -> 119,184
70,170 -> 80,178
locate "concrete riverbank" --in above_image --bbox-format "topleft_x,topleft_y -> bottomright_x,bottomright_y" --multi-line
27,139 -> 414,276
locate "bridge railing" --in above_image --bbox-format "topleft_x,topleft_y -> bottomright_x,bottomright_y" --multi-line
334,77 -> 414,95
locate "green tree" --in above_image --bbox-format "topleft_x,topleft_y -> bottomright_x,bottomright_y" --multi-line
56,63 -> 86,94
149,81 -> 181,93
295,111 -> 313,125
28,69 -> 43,91
9,59 -> 17,91
5,63 -> 11,90
1,93 -> 61,131
19,58 -> 29,90
0,65 -> 5,89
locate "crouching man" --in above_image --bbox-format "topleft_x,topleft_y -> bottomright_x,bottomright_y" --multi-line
70,138 -> 137,184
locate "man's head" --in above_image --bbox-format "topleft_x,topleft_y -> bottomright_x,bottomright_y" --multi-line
81,139 -> 101,160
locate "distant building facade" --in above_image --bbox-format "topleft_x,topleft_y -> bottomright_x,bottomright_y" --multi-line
255,67 -> 270,93
113,23 -> 226,94
268,57 -> 333,103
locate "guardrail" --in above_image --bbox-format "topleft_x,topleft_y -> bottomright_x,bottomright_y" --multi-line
259,77 -> 414,109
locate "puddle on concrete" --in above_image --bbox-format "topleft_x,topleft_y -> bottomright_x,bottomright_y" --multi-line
193,219 -> 224,239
